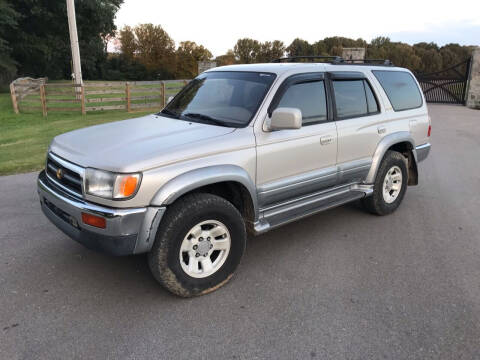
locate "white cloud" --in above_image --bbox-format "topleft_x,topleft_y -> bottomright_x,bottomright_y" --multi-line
114,0 -> 480,55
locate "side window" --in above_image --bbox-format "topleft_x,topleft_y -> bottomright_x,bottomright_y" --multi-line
372,70 -> 422,111
276,81 -> 327,125
333,80 -> 367,118
364,81 -> 379,113
333,79 -> 379,119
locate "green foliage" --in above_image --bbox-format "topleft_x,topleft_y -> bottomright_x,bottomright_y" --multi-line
134,23 -> 176,78
0,0 -> 19,87
175,41 -> 213,79
282,36 -> 473,74
234,38 -> 261,64
4,0 -> 123,81
286,38 -> 313,57
117,24 -> 210,80
215,50 -> 236,67
256,41 -> 285,62
233,38 -> 285,63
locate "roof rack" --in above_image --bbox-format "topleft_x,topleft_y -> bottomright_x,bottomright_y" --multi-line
271,56 -> 394,67
272,56 -> 344,63
341,59 -> 394,66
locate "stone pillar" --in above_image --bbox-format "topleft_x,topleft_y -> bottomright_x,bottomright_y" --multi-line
197,61 -> 217,75
342,48 -> 366,61
466,47 -> 480,109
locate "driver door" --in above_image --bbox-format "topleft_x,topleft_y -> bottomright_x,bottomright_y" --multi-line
255,73 -> 338,208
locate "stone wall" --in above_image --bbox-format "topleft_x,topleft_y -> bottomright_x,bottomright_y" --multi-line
466,47 -> 480,109
198,61 -> 217,75
342,48 -> 366,61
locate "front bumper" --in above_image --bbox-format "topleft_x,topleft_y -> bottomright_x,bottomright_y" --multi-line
37,171 -> 165,256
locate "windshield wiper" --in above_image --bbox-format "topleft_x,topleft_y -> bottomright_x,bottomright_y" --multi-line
160,108 -> 180,118
182,112 -> 230,127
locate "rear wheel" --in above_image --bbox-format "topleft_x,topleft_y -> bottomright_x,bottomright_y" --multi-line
363,150 -> 408,215
148,193 -> 246,297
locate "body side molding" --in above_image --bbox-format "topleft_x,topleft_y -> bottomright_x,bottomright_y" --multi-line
365,132 -> 416,184
150,165 -> 259,221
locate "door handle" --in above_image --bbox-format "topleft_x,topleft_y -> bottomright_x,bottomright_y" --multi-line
320,135 -> 334,145
377,126 -> 386,135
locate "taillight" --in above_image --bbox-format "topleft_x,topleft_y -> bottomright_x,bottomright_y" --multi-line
428,125 -> 431,137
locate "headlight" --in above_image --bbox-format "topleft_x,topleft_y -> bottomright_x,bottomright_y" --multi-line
85,169 -> 141,199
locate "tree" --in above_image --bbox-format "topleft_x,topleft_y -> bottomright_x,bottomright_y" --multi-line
215,50 -> 236,66
4,0 -> 123,80
175,41 -> 213,78
0,0 -> 19,86
413,43 -> 442,73
119,25 -> 137,60
286,38 -> 313,58
234,38 -> 260,64
256,40 -> 285,62
134,23 -> 176,78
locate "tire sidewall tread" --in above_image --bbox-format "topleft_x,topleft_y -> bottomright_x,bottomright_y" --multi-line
148,193 -> 246,297
363,150 -> 408,216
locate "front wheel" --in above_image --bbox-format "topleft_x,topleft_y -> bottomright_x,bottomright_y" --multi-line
148,193 -> 246,297
363,150 -> 408,216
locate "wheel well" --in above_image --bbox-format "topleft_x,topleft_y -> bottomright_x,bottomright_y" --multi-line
177,181 -> 256,232
388,142 -> 418,185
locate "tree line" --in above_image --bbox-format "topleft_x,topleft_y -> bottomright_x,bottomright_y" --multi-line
0,0 -> 476,88
112,29 -> 474,80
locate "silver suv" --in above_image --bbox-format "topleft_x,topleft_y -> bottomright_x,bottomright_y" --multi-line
38,57 -> 431,297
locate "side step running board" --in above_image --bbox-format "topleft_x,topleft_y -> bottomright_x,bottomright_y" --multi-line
254,184 -> 371,235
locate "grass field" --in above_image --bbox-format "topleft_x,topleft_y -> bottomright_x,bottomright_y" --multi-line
0,93 -> 156,176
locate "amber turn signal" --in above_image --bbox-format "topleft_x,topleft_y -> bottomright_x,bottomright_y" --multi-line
81,212 -> 106,229
116,175 -> 138,198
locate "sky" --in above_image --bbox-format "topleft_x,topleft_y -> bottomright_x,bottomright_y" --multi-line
114,0 -> 480,56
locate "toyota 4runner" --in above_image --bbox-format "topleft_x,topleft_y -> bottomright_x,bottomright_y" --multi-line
38,57 -> 431,297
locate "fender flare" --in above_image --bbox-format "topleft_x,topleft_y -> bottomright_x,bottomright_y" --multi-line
150,165 -> 259,221
365,132 -> 417,184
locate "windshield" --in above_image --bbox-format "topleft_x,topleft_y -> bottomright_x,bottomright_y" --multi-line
159,71 -> 276,127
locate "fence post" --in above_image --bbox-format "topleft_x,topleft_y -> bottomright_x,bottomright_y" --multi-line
126,83 -> 131,112
9,83 -> 19,114
161,81 -> 166,108
184,80 -> 188,86
40,84 -> 47,117
80,84 -> 86,115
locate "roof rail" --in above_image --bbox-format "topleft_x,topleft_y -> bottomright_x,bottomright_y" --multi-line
271,56 -> 394,67
271,56 -> 344,63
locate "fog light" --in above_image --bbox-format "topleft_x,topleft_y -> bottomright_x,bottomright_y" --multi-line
81,213 -> 106,229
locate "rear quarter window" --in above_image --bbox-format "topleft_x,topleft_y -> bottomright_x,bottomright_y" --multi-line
372,70 -> 423,111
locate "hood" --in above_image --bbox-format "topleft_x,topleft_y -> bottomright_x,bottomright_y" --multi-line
50,114 -> 235,172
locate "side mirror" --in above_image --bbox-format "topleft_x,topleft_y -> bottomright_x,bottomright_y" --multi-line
167,96 -> 174,104
269,108 -> 302,130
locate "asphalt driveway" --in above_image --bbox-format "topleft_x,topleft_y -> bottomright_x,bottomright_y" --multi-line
1,104 -> 480,359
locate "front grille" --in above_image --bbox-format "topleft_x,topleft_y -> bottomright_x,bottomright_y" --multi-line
46,156 -> 83,196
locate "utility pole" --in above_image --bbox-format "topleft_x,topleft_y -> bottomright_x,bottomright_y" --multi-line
66,0 -> 82,97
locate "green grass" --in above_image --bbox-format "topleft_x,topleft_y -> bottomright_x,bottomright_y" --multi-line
0,93 -> 155,176
1,80 -> 187,175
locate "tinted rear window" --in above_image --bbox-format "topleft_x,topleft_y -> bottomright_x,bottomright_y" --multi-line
333,80 -> 368,118
372,70 -> 423,111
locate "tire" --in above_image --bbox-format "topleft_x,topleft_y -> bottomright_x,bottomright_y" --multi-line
148,193 -> 246,297
362,150 -> 408,216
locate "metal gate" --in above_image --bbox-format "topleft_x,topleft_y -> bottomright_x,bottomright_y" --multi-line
415,58 -> 472,104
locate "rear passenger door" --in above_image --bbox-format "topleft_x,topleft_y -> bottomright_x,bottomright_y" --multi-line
329,71 -> 385,185
255,73 -> 337,208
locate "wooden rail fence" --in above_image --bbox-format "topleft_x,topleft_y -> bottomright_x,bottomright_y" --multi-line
10,80 -> 190,116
